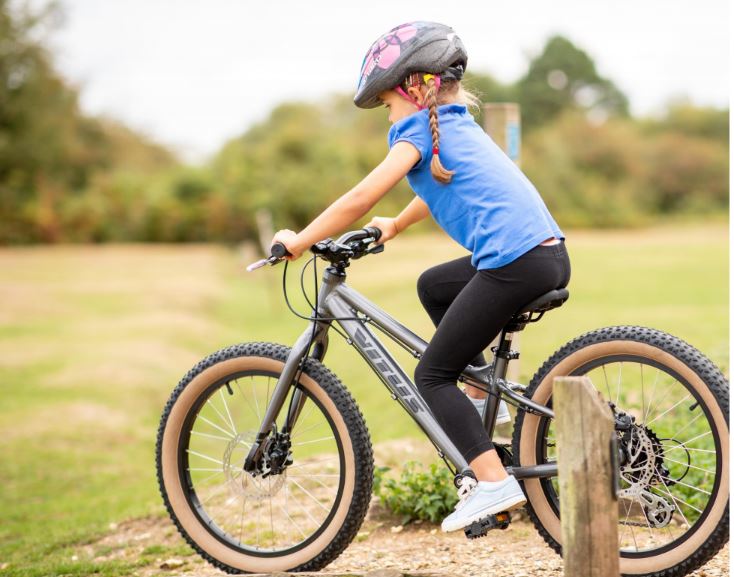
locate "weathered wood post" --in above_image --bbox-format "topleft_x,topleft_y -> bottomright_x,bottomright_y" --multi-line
482,103 -> 522,381
482,103 -> 522,165
554,376 -> 619,577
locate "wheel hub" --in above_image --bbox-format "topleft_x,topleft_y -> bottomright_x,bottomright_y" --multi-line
223,432 -> 286,500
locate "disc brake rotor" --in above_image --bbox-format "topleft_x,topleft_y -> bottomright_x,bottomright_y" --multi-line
618,424 -> 675,528
222,431 -> 285,500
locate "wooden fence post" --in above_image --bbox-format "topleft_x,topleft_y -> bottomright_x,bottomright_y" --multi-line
554,376 -> 619,577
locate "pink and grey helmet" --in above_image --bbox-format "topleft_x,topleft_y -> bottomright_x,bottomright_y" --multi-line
354,21 -> 468,109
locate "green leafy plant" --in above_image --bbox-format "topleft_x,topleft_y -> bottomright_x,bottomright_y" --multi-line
373,461 -> 458,524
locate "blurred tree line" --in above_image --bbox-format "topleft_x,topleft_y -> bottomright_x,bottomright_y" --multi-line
1,2 -> 728,245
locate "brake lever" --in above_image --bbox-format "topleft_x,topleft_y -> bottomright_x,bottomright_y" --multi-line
246,242 -> 291,272
246,256 -> 280,272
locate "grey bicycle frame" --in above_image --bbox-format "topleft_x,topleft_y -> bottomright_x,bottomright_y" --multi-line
251,264 -> 557,480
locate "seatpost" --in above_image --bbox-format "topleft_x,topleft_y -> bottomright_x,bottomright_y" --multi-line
483,328 -> 520,431
492,329 -> 519,381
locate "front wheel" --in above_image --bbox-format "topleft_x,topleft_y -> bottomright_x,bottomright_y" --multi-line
512,326 -> 729,577
156,342 -> 374,573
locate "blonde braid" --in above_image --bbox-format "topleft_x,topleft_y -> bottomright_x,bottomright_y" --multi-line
425,76 -> 455,184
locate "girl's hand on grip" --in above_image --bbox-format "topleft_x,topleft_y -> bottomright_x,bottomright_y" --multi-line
271,229 -> 303,261
365,216 -> 399,245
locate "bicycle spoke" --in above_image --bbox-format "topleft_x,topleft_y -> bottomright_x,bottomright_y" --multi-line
235,379 -> 260,422
646,393 -> 691,426
206,396 -> 236,436
286,457 -> 338,469
657,476 -> 711,495
661,456 -> 714,475
619,497 -> 634,547
643,369 -> 661,424
292,436 -> 335,447
296,472 -> 338,496
238,493 -> 247,545
268,476 -> 275,544
219,387 -> 238,434
639,364 -> 645,426
643,377 -> 680,426
199,415 -> 237,439
287,473 -> 340,478
602,364 -> 612,401
291,420 -> 325,439
667,411 -> 704,440
662,430 -> 712,451
187,449 -> 226,466
292,402 -> 318,436
253,377 -> 262,422
662,444 -> 715,455
278,502 -> 308,540
285,480 -> 323,529
190,430 -> 232,442
289,478 -> 331,513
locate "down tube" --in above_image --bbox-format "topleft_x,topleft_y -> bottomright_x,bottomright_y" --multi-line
324,293 -> 470,473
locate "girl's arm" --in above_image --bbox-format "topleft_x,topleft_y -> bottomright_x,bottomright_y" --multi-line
366,196 -> 431,245
272,141 -> 420,259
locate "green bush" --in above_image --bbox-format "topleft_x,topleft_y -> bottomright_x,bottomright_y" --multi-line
373,461 -> 458,524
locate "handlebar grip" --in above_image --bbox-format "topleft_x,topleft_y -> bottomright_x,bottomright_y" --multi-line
270,242 -> 291,259
363,226 -> 382,242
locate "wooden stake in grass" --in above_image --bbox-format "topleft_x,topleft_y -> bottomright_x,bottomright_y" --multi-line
555,376 -> 619,577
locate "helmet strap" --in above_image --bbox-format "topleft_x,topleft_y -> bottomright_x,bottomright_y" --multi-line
394,86 -> 424,110
394,74 -> 441,111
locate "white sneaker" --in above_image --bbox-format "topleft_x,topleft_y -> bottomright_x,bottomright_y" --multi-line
441,476 -> 527,532
468,396 -> 512,425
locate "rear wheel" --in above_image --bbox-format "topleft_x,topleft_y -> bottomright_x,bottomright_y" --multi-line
156,342 -> 373,573
512,326 -> 729,577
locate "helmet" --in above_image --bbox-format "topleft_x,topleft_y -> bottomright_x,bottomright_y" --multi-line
354,21 -> 468,109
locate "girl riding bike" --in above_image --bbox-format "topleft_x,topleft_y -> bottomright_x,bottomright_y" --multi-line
271,21 -> 570,533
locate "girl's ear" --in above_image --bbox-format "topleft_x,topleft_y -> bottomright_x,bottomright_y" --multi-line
407,85 -> 425,107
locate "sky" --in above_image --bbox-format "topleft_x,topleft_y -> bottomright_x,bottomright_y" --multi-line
48,0 -> 730,162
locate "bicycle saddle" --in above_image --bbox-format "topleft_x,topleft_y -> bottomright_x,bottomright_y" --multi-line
505,288 -> 569,332
516,288 -> 569,316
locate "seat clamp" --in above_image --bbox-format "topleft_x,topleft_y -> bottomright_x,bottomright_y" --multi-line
491,346 -> 520,360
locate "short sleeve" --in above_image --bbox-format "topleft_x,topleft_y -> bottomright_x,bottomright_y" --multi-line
386,112 -> 432,170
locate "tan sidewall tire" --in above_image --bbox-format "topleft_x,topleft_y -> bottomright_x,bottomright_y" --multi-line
518,340 -> 728,576
160,356 -> 356,573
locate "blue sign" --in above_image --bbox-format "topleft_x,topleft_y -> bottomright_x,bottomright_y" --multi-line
506,123 -> 521,162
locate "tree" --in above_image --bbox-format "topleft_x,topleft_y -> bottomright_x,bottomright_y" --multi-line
0,0 -> 176,243
517,35 -> 629,131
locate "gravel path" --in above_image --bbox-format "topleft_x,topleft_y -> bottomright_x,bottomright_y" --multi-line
92,503 -> 728,577
89,439 -> 728,577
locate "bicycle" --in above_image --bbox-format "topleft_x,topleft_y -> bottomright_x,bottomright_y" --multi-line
156,227 -> 729,576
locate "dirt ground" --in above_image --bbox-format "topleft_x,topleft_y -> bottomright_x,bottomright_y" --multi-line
89,505 -> 728,577
84,439 -> 730,577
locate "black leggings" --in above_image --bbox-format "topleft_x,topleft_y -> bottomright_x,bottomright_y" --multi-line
414,241 -> 571,463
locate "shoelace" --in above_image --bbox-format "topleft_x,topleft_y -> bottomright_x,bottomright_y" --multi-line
454,476 -> 478,511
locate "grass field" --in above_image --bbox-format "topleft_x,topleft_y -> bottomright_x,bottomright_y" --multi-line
0,223 -> 728,576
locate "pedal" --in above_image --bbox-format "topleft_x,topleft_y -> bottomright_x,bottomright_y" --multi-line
463,511 -> 511,539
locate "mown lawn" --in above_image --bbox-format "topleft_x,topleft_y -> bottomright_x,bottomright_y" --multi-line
0,223 -> 727,576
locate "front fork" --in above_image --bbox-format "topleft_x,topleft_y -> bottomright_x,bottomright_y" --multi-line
243,318 -> 330,474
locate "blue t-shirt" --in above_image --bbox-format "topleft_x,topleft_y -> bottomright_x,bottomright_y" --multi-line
387,103 -> 564,270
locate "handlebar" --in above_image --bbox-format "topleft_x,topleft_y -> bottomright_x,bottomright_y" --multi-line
246,227 -> 384,272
